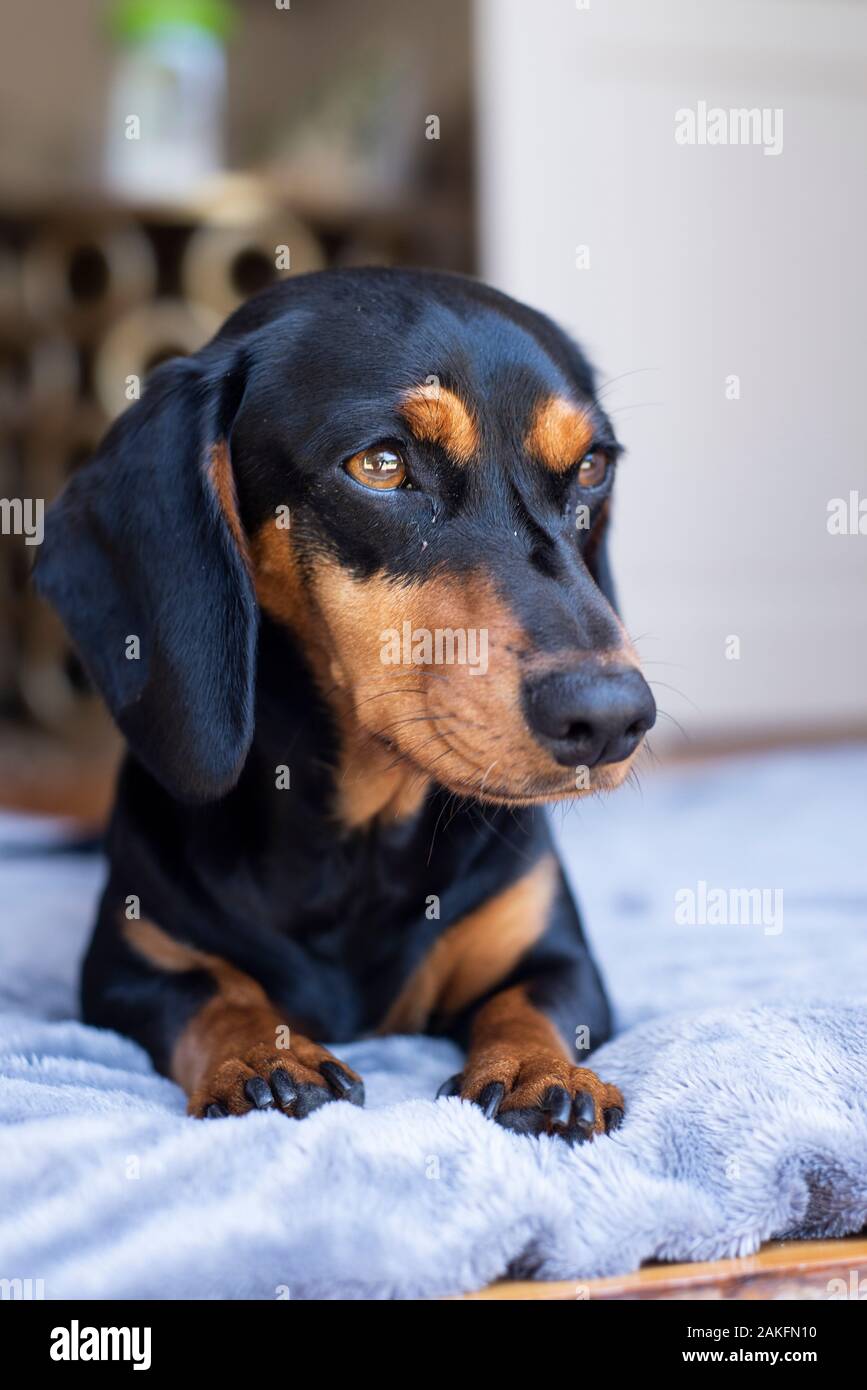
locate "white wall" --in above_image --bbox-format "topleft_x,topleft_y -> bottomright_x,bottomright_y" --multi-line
475,0 -> 867,748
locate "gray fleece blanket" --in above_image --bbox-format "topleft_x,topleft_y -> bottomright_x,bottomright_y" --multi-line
1,746 -> 866,1299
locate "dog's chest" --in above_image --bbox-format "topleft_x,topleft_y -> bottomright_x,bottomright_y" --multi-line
257,814 -> 490,1031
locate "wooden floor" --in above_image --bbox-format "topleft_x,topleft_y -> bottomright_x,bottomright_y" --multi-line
468,1238 -> 867,1300
0,720 -> 120,824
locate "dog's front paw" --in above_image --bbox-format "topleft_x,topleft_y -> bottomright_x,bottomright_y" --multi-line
190,1038 -> 364,1119
437,1054 -> 622,1144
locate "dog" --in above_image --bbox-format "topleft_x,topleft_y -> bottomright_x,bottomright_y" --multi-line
36,268 -> 655,1142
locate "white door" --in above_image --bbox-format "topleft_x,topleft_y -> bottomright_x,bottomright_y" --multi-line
475,0 -> 867,747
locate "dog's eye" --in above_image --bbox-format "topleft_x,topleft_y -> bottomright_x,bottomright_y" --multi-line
577,450 -> 610,488
344,447 -> 407,491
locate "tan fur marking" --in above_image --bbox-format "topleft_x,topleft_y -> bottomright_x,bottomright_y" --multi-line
336,737 -> 431,829
250,528 -> 643,813
123,918 -> 287,1095
458,984 -> 623,1133
123,918 -> 213,975
123,918 -> 362,1116
306,558 -> 642,804
525,395 -> 594,474
207,440 -> 250,569
468,983 -> 569,1068
250,523 -> 318,662
173,995 -> 286,1100
379,853 -> 559,1033
251,524 -> 431,826
400,382 -> 479,465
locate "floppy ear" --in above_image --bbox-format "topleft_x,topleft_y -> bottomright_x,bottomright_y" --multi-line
34,353 -> 258,804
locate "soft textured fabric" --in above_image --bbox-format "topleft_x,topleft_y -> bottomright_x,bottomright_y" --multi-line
0,746 -> 865,1298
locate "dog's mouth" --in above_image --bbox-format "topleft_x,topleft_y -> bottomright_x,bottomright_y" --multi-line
435,760 -> 640,807
377,715 -> 643,808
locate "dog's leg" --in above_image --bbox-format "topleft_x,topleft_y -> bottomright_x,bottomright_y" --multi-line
428,853 -> 623,1143
83,914 -> 363,1120
439,981 -> 623,1143
173,966 -> 365,1120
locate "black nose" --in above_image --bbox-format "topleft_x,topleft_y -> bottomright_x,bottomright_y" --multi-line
523,665 -> 656,768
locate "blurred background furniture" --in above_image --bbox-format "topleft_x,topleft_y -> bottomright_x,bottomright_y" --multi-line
0,0 -> 474,818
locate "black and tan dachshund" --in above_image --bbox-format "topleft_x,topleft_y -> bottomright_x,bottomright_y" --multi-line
36,268 -> 655,1142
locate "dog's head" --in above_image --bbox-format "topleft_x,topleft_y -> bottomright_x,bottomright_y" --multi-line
36,268 -> 654,807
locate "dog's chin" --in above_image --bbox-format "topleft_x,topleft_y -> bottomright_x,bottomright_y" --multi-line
429,753 -> 640,808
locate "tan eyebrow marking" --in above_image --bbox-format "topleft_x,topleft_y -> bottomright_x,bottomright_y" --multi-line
524,395 -> 594,473
400,382 -> 479,465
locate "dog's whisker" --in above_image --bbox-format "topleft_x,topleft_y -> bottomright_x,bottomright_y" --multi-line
478,760 -> 500,797
654,708 -> 692,743
427,782 -> 463,863
376,667 -> 452,681
638,660 -> 689,671
344,708 -> 488,773
593,366 -> 659,402
645,679 -> 701,714
351,688 -> 429,709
